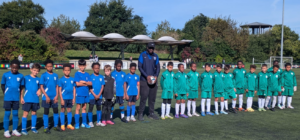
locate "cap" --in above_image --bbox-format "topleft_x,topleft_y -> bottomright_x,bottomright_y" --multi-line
147,42 -> 155,48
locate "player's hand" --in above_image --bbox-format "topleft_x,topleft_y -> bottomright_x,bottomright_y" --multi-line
175,93 -> 178,97
136,95 -> 140,100
21,98 -> 25,104
72,99 -> 75,105
254,91 -> 257,94
281,86 -> 284,89
36,91 -> 41,96
147,76 -> 152,83
278,91 -> 281,95
154,76 -> 157,84
95,95 -> 100,100
234,88 -> 236,92
294,86 -> 297,92
46,96 -> 50,104
61,100 -> 65,106
245,89 -> 249,92
187,93 -> 189,97
123,96 -> 126,100
54,97 -> 58,104
282,87 -> 285,92
126,95 -> 129,100
80,80 -> 86,84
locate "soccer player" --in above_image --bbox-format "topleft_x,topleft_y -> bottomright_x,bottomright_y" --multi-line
281,63 -> 297,109
40,59 -> 61,133
111,59 -> 127,123
223,65 -> 237,113
74,59 -> 92,129
174,64 -> 189,118
213,64 -> 227,115
102,65 -> 116,125
233,61 -> 246,111
88,62 -> 105,127
257,64 -> 268,111
21,63 -> 41,135
265,65 -> 281,111
58,64 -> 76,130
2,59 -> 24,137
199,63 -> 214,116
267,60 -> 283,109
244,65 -> 257,112
186,62 -> 200,117
160,62 -> 175,119
124,63 -> 140,122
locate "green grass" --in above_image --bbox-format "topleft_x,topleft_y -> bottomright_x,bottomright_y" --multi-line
1,68 -> 300,140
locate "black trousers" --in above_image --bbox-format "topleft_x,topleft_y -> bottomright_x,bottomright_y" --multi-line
138,81 -> 158,114
102,99 -> 113,121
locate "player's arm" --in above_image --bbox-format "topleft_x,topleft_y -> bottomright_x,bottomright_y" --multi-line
154,56 -> 160,83
160,74 -> 164,89
137,81 -> 140,100
1,74 -> 6,94
54,85 -> 59,103
72,87 -> 76,105
85,81 -> 92,86
58,86 -> 64,105
90,87 -> 98,99
124,82 -> 128,100
244,74 -> 248,92
173,75 -> 178,96
98,85 -> 104,98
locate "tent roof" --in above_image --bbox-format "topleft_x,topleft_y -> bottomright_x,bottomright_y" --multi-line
240,22 -> 272,28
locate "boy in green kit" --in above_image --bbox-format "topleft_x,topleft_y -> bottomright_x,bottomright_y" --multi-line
264,65 -> 281,111
223,65 -> 237,113
257,64 -> 268,111
174,64 -> 189,118
160,62 -> 175,119
200,63 -> 214,116
233,61 -> 246,111
186,63 -> 200,117
244,65 -> 257,112
267,60 -> 283,109
281,63 -> 297,109
213,64 -> 227,115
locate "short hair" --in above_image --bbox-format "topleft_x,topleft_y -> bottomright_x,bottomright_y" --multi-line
130,63 -> 137,68
104,65 -> 111,71
204,63 -> 211,68
273,65 -> 279,69
250,65 -> 257,69
285,63 -> 291,67
78,59 -> 86,65
237,60 -> 243,64
91,62 -> 100,68
178,63 -> 184,68
44,59 -> 53,66
114,59 -> 123,67
273,60 -> 279,64
190,62 -> 196,67
216,64 -> 222,68
31,63 -> 41,70
10,59 -> 20,67
167,62 -> 173,66
262,64 -> 268,68
63,63 -> 71,70
224,65 -> 230,70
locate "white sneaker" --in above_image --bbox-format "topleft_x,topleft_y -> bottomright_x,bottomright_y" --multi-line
4,131 -> 11,138
187,113 -> 192,117
126,117 -> 130,122
288,106 -> 294,109
282,106 -> 285,109
278,104 -> 283,109
12,130 -> 21,137
192,112 -> 200,117
88,122 -> 94,128
130,116 -> 136,122
96,122 -> 106,127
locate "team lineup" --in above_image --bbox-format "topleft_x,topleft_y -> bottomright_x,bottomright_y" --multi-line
1,58 -> 297,138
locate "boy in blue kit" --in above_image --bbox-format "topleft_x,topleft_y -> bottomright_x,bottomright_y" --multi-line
88,63 -> 105,127
58,64 -> 76,131
124,63 -> 140,122
40,59 -> 61,133
111,59 -> 128,123
1,59 -> 24,138
21,63 -> 41,135
74,59 -> 92,129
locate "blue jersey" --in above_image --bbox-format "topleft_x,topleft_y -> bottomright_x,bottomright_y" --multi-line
125,73 -> 140,96
111,70 -> 126,97
40,72 -> 59,100
23,75 -> 40,103
74,71 -> 91,97
59,76 -> 75,100
89,74 -> 105,99
1,71 -> 24,101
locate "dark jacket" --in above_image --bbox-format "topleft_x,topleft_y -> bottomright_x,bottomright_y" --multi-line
138,51 -> 160,81
103,75 -> 116,99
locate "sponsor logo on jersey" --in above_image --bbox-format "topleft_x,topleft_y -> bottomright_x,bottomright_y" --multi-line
100,78 -> 102,81
9,77 -> 11,79
54,77 -> 56,80
71,81 -> 73,84
135,77 -> 137,80
122,75 -> 124,78
17,77 -> 20,81
29,79 -> 31,82
154,57 -> 156,60
36,80 -> 39,84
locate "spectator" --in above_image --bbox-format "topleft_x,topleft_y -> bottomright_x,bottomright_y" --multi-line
94,54 -> 98,62
129,56 -> 132,62
222,59 -> 225,68
18,54 -> 23,62
89,54 -> 94,62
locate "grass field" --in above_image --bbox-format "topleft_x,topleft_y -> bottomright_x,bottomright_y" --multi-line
0,68 -> 300,140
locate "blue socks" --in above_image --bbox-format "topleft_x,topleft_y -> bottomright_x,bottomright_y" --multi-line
82,113 -> 87,124
60,112 -> 65,125
3,111 -> 11,131
111,107 -> 114,118
22,117 -> 27,130
54,113 -> 58,127
131,105 -> 136,116
75,114 -> 79,127
43,114 -> 48,129
31,115 -> 37,128
88,112 -> 93,123
67,112 -> 72,125
127,106 -> 131,117
96,111 -> 102,122
12,110 -> 18,130
120,106 -> 125,116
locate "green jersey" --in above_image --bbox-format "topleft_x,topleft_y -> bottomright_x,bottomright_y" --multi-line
267,67 -> 283,75
281,70 -> 297,89
267,71 -> 281,92
174,71 -> 189,94
223,72 -> 235,92
245,72 -> 257,91
257,71 -> 268,91
186,70 -> 200,91
213,71 -> 224,93
199,71 -> 213,92
233,68 -> 246,88
160,70 -> 175,93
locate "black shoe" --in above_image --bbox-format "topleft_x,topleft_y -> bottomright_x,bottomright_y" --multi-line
138,114 -> 144,121
264,107 -> 269,110
232,108 -> 237,114
270,108 -> 275,111
148,113 -> 159,120
54,126 -> 62,132
121,117 -> 128,123
225,109 -> 229,113
44,128 -> 51,134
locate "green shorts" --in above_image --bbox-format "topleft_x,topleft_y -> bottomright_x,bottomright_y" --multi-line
201,91 -> 212,99
214,92 -> 225,98
236,88 -> 245,94
224,90 -> 236,99
267,91 -> 278,96
282,89 -> 294,96
161,91 -> 173,99
188,90 -> 198,99
257,90 -> 267,96
246,90 -> 255,97
175,94 -> 187,100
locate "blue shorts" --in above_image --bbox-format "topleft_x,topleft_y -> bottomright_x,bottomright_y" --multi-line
89,99 -> 102,106
61,99 -> 73,108
128,95 -> 137,102
76,96 -> 89,104
116,96 -> 124,104
3,101 -> 19,110
22,103 -> 40,112
42,100 -> 58,108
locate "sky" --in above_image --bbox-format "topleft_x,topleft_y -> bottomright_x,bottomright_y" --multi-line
2,0 -> 300,35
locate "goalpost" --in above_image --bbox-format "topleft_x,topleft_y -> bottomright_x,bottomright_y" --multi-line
252,56 -> 293,69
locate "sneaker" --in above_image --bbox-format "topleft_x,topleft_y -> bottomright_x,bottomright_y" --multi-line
215,111 -> 219,115
250,108 -> 255,112
258,108 -> 262,111
192,112 -> 200,117
165,115 -> 174,119
180,114 -> 189,118
31,128 -> 38,134
220,111 -> 228,115
61,125 -> 65,131
161,116 -> 165,120
67,125 -> 75,130
282,106 -> 286,109
96,121 -> 106,127
126,117 -> 130,122
225,109 -> 229,112
288,106 -> 294,109
238,108 -> 245,111
54,126 -> 63,132
106,120 -> 114,125
201,112 -> 206,116
232,108 -> 237,114
44,128 -> 51,134
264,107 -> 269,110
278,104 -> 283,109
138,114 -> 144,121
148,113 -> 159,120
175,114 -> 180,118
81,123 -> 91,128
88,122 -> 94,128
130,116 -> 136,122
21,130 -> 28,135
102,121 -> 107,125
206,112 -> 215,116
262,108 -> 267,111
4,131 -> 11,138
270,108 -> 275,111
12,130 -> 21,137
121,117 -> 128,123
187,113 -> 192,117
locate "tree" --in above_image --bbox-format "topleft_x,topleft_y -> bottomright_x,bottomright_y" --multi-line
0,0 -> 47,33
0,28 -> 21,60
50,14 -> 81,34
